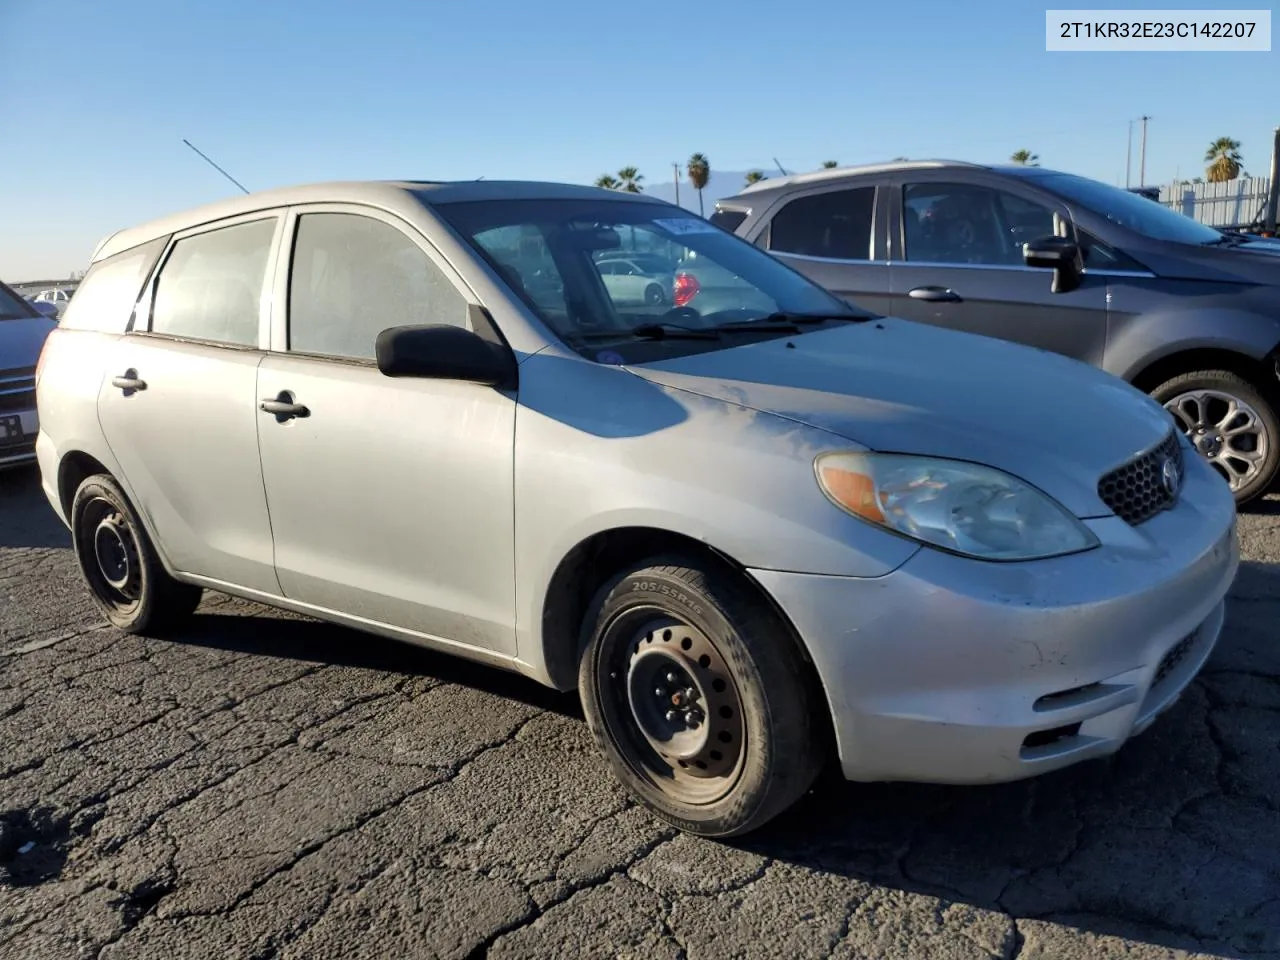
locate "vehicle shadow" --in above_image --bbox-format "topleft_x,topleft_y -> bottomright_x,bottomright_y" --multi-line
0,467 -> 68,550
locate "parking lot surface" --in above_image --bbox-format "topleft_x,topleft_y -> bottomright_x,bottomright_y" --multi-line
1,465 -> 1278,960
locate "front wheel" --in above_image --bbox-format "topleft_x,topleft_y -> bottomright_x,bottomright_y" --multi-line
1153,370 -> 1280,505
70,474 -> 203,634
578,557 -> 825,838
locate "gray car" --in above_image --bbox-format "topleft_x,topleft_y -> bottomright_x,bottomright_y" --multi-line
1,279 -> 57,470
713,161 -> 1280,504
35,180 -> 1237,837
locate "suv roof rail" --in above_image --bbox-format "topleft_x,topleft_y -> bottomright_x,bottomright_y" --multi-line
737,159 -> 986,193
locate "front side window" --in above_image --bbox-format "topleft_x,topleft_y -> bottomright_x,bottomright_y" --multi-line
768,188 -> 875,260
1040,173 -> 1224,246
0,284 -> 39,320
435,197 -> 859,363
903,183 -> 1056,267
151,219 -> 276,346
709,208 -> 748,233
288,213 -> 468,361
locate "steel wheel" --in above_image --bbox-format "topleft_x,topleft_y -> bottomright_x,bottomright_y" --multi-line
614,614 -> 746,804
79,495 -> 143,614
1164,388 -> 1269,493
644,283 -> 664,306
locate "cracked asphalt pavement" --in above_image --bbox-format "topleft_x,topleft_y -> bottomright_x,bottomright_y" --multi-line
2,465 -> 1278,960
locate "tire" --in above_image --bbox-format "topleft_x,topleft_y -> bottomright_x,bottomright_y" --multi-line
644,283 -> 665,306
578,556 -> 825,838
70,474 -> 202,635
1151,370 -> 1280,505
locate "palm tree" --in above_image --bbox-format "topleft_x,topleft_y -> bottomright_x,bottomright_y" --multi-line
1205,137 -> 1243,182
744,170 -> 767,186
595,174 -> 619,189
617,167 -> 644,193
686,153 -> 711,215
1010,149 -> 1039,166
822,160 -> 838,169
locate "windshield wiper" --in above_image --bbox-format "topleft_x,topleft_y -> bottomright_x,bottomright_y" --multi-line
628,322 -> 722,341
712,311 -> 873,332
1203,232 -> 1248,247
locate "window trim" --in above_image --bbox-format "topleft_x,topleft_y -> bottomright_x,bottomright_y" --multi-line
764,185 -> 879,263
134,210 -> 287,351
271,203 -> 478,366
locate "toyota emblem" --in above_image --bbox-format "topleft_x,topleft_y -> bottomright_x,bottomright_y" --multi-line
1161,457 -> 1181,497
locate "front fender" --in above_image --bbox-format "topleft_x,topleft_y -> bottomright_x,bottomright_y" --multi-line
1106,307 -> 1280,383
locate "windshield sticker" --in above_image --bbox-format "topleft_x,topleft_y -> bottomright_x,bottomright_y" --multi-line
652,218 -> 721,236
595,350 -> 626,365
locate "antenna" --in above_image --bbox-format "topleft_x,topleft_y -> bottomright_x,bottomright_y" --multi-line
773,157 -> 789,176
182,138 -> 250,194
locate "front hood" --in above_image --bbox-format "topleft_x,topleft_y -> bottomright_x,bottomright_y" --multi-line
0,315 -> 56,370
627,319 -> 1176,518
1139,238 -> 1280,284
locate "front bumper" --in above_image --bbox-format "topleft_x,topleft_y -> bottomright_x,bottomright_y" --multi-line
0,408 -> 38,470
750,460 -> 1239,785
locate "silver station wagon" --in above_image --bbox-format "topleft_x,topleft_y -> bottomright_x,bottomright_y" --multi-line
35,180 -> 1239,837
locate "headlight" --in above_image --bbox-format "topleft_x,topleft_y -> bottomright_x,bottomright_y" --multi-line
815,452 -> 1099,561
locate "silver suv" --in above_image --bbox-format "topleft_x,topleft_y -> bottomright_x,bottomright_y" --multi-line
35,180 -> 1237,837
714,161 -> 1280,504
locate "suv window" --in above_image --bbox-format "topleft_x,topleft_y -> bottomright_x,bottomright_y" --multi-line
768,188 -> 875,260
61,238 -> 167,333
151,219 -> 276,346
289,213 -> 467,361
709,209 -> 748,232
1079,230 -> 1147,272
903,183 -> 1055,267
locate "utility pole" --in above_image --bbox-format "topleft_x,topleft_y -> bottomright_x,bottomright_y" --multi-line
1125,120 -> 1133,189
1138,115 -> 1151,187
672,163 -> 681,207
1264,126 -> 1279,236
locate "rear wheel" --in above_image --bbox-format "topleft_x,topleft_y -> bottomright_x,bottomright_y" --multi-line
578,556 -> 824,837
70,474 -> 202,634
644,283 -> 665,306
1152,370 -> 1280,504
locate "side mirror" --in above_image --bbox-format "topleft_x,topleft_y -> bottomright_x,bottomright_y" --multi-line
1022,235 -> 1083,294
375,323 -> 517,388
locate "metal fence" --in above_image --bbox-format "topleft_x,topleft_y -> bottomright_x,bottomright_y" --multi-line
1158,176 -> 1272,229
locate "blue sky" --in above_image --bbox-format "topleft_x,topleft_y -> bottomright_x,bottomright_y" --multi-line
1,0 -> 1275,280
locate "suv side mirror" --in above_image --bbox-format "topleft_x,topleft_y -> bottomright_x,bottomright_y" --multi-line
1023,235 -> 1084,294
375,323 -> 517,388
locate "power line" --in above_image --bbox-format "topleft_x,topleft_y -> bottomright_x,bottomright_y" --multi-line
181,138 -> 250,194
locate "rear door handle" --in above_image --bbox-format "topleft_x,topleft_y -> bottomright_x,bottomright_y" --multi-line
111,370 -> 147,392
260,392 -> 309,421
907,286 -> 962,303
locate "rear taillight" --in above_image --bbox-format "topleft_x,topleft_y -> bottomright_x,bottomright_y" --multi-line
34,329 -> 57,388
673,272 -> 700,307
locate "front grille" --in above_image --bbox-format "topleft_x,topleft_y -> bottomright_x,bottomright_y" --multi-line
0,368 -> 36,415
1153,632 -> 1196,688
1097,430 -> 1183,526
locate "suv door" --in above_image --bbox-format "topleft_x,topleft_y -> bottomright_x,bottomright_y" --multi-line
887,178 -> 1108,364
744,183 -> 892,315
96,213 -> 284,592
255,205 -> 518,654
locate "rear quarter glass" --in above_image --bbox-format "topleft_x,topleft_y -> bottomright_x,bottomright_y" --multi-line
59,237 -> 169,334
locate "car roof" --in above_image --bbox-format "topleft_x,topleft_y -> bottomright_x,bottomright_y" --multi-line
91,180 -> 669,264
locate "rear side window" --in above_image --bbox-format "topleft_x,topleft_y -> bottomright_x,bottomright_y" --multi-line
288,213 -> 467,361
150,219 -> 277,347
709,209 -> 748,233
59,238 -> 167,333
767,188 -> 875,260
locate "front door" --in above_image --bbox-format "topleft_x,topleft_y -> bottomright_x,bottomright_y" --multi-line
96,214 -> 284,592
888,180 -> 1109,365
255,206 -> 518,654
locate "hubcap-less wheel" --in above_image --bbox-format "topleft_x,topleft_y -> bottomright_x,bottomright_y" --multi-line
1164,389 -> 1269,492
80,496 -> 142,607
644,284 -> 664,306
615,615 -> 745,804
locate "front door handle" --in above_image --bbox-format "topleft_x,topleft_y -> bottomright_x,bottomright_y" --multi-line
111,370 -> 147,392
260,392 -> 310,421
907,286 -> 962,303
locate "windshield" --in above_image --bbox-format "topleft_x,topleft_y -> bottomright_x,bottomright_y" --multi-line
0,284 -> 39,320
1040,173 -> 1224,245
435,198 -> 859,361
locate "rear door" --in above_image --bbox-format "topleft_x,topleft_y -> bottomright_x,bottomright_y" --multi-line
96,213 -> 284,592
887,176 -> 1109,365
255,205 -> 518,654
742,183 -> 894,316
